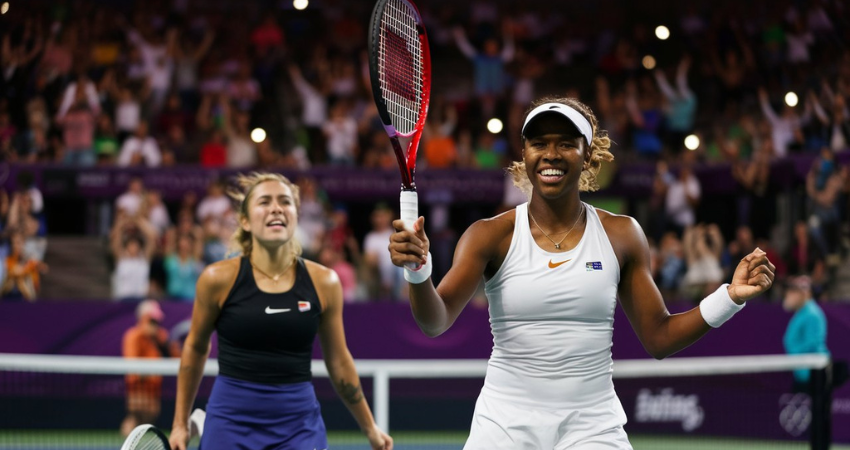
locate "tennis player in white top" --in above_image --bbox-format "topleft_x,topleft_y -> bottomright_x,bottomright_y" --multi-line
388,96 -> 776,449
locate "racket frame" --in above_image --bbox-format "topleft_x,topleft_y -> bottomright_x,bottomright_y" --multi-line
120,424 -> 170,450
368,0 -> 432,193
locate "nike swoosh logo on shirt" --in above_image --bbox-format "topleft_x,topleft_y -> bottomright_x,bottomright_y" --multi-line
548,259 -> 572,269
265,307 -> 291,314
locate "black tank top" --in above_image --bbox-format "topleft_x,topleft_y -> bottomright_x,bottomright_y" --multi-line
216,257 -> 322,384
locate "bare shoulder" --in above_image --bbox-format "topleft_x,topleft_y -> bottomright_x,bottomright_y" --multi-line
458,209 -> 516,271
303,259 -> 339,289
464,209 -> 516,245
303,259 -> 341,313
594,208 -> 648,260
198,256 -> 241,292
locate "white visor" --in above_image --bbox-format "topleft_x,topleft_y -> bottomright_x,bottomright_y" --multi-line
521,103 -> 593,145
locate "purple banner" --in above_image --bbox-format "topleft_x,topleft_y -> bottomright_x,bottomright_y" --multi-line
0,300 -> 848,442
5,153 -> 848,202
0,165 -> 506,203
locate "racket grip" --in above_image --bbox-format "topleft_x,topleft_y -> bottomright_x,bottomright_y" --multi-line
400,191 -> 421,270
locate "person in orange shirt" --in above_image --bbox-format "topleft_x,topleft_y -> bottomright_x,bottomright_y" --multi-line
121,300 -> 181,436
2,232 -> 48,301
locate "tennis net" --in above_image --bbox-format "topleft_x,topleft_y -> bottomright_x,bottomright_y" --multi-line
0,353 -> 841,450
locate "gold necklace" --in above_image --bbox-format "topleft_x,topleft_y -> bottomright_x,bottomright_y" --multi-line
250,257 -> 294,283
528,203 -> 585,250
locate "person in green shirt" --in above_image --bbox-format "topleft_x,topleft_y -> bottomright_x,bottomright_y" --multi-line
94,114 -> 119,165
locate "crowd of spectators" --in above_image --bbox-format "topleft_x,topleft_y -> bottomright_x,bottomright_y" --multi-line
1,0 -> 849,302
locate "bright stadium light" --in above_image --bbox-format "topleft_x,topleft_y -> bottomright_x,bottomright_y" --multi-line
251,128 -> 267,143
487,118 -> 503,134
655,25 -> 670,40
684,134 -> 700,151
642,55 -> 656,70
1,2 -> 9,14
293,0 -> 308,10
785,91 -> 799,107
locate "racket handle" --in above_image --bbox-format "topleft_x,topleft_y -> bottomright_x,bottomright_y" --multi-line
400,191 -> 421,270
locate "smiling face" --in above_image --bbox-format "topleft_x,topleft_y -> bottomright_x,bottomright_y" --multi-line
241,180 -> 299,250
522,113 -> 589,199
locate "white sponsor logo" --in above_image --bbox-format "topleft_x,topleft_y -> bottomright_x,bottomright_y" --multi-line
779,393 -> 811,437
264,307 -> 291,314
833,398 -> 850,415
635,388 -> 704,431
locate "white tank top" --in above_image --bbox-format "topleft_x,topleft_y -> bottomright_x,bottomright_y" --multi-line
483,202 -> 621,409
112,256 -> 150,300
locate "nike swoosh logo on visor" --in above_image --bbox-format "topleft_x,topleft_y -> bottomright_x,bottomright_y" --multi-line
265,307 -> 291,314
548,259 -> 572,268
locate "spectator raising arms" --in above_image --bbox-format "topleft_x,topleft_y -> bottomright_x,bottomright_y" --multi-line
110,213 -> 158,301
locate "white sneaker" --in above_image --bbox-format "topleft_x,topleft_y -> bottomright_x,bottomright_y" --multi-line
189,408 -> 206,438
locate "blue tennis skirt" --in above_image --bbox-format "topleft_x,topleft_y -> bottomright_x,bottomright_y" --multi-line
200,375 -> 328,450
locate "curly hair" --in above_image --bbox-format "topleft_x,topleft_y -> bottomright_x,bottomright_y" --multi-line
506,96 -> 614,199
228,172 -> 302,257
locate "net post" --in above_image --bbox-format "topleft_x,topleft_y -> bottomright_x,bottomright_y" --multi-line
809,362 -> 832,450
373,369 -> 390,433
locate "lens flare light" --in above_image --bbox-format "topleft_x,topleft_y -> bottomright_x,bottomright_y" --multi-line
684,134 -> 700,151
251,128 -> 267,143
785,92 -> 799,107
487,118 -> 504,134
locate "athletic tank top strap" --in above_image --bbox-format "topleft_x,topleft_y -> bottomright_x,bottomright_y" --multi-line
216,256 -> 322,384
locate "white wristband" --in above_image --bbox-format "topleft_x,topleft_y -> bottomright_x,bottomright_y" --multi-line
699,283 -> 745,328
404,252 -> 432,284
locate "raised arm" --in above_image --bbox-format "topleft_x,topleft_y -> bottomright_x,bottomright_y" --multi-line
625,81 -> 645,127
289,64 -> 317,99
313,263 -> 392,450
706,224 -> 725,259
681,225 -> 697,265
135,216 -> 159,260
611,215 -> 774,359
675,56 -> 693,99
193,29 -> 216,62
192,225 -> 205,261
389,215 -> 506,337
808,91 -> 830,125
110,214 -> 128,258
653,69 -> 677,101
452,26 -> 477,59
196,93 -> 213,130
500,21 -> 515,63
758,88 -> 780,125
595,77 -> 612,117
163,227 -> 177,255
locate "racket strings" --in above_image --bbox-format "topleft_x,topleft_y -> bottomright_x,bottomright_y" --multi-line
129,431 -> 169,450
379,0 -> 423,135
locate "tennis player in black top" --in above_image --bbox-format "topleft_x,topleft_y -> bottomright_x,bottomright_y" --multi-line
170,172 -> 392,450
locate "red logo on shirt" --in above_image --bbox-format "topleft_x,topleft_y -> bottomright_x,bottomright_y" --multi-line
298,301 -> 311,312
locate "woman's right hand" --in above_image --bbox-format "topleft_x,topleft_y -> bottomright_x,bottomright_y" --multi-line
389,216 -> 430,268
168,425 -> 189,450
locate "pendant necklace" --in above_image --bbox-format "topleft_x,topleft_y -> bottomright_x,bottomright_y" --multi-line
528,203 -> 585,250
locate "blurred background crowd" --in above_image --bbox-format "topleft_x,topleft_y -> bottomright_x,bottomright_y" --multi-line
1,0 -> 849,304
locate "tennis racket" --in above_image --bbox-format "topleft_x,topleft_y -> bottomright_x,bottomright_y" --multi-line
120,424 -> 170,450
368,0 -> 431,269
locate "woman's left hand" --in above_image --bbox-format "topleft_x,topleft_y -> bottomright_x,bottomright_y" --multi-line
365,425 -> 393,450
728,247 -> 776,304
